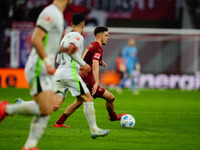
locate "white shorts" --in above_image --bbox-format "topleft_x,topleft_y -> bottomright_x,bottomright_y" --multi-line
26,74 -> 56,97
55,78 -> 89,98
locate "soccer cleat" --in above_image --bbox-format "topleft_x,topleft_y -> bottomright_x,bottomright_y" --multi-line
15,98 -> 24,104
10,98 -> 24,117
109,113 -> 127,121
22,147 -> 39,150
54,122 -> 70,128
91,128 -> 109,139
0,100 -> 9,123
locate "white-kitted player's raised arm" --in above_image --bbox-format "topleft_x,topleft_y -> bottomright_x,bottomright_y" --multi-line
58,42 -> 78,54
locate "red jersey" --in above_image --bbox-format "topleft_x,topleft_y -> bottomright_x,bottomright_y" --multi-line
82,41 -> 103,79
81,41 -> 106,98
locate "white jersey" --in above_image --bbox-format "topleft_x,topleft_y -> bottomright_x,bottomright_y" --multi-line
54,32 -> 84,81
25,4 -> 64,80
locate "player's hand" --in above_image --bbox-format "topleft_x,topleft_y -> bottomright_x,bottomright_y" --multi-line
79,70 -> 88,77
80,63 -> 91,74
100,60 -> 107,68
92,82 -> 98,96
44,57 -> 55,75
45,64 -> 55,75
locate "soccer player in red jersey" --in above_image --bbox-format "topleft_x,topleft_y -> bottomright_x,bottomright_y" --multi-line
54,27 -> 126,127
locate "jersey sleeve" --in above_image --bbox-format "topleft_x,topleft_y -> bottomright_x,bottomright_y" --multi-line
92,43 -> 103,62
60,33 -> 83,49
69,35 -> 83,48
36,10 -> 55,32
93,52 -> 101,61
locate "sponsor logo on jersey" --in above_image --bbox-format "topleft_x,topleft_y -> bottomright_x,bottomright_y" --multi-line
44,16 -> 51,22
94,53 -> 101,59
75,36 -> 80,41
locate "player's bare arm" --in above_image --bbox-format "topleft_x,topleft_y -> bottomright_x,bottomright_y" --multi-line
92,59 -> 100,95
31,27 -> 47,59
32,27 -> 55,75
58,43 -> 78,54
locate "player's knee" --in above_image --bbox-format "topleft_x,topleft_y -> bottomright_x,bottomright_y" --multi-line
53,96 -> 64,111
110,94 -> 115,101
85,94 -> 93,102
40,111 -> 51,116
53,105 -> 60,111
107,95 -> 115,103
40,108 -> 53,116
53,100 -> 62,111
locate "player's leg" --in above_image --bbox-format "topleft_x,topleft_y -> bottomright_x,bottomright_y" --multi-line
15,92 -> 64,112
52,94 -> 65,111
78,93 -> 109,139
24,115 -> 50,149
75,79 -> 109,138
78,93 -> 97,131
100,89 -> 126,121
2,100 -> 40,117
14,94 -> 69,128
1,97 -> 40,123
101,90 -> 117,119
92,85 -> 116,119
55,78 -> 90,127
129,69 -> 139,95
1,76 -> 56,149
54,80 -> 73,127
54,78 -> 109,138
23,89 -> 57,149
22,75 -> 57,149
54,99 -> 83,127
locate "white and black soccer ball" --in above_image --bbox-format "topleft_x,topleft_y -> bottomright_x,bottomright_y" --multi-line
120,114 -> 135,128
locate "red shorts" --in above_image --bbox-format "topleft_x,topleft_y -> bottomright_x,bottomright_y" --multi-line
82,77 -> 105,99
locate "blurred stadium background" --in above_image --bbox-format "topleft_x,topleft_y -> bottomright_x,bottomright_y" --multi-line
0,0 -> 200,90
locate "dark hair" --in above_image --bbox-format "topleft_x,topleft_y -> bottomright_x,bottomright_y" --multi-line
72,13 -> 85,25
94,27 -> 108,36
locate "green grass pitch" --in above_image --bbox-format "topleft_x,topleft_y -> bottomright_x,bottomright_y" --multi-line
0,88 -> 200,150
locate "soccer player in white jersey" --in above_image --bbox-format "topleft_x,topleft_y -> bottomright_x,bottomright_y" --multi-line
0,0 -> 71,150
54,13 -> 109,139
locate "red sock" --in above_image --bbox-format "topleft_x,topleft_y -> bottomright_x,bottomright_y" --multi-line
109,111 -> 118,120
56,113 -> 68,125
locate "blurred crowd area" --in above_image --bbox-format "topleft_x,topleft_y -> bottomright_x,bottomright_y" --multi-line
0,0 -> 53,26
1,0 -> 200,28
0,0 -> 200,68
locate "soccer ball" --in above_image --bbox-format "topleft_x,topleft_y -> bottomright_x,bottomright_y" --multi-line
120,114 -> 135,128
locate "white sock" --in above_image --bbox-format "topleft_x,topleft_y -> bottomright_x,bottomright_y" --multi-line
5,101 -> 40,116
83,102 -> 98,132
24,115 -> 50,149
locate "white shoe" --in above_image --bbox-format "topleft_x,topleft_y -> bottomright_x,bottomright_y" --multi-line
91,128 -> 109,139
15,98 -> 24,104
